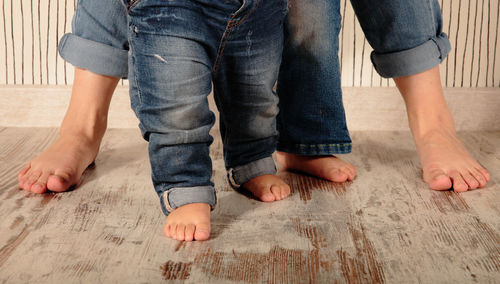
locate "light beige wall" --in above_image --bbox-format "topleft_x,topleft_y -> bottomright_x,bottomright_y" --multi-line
0,0 -> 499,87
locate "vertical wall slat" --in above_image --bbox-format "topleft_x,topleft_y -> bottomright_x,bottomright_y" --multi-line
1,1 -> 7,84
0,0 -> 498,87
491,1 -> 500,87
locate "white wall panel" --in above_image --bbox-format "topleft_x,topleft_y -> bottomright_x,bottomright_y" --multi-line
0,0 -> 499,87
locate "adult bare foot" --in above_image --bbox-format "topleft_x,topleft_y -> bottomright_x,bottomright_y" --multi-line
163,203 -> 211,241
415,129 -> 490,192
18,134 -> 101,193
276,152 -> 356,182
395,66 -> 490,192
242,174 -> 291,202
17,68 -> 118,193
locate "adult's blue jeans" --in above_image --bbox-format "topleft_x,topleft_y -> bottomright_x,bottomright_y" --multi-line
276,0 -> 450,155
125,0 -> 287,215
60,0 -> 450,156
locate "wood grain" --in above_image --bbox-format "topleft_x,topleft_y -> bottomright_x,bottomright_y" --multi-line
0,128 -> 498,283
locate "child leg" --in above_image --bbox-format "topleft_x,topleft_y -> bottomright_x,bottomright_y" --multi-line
212,0 -> 290,201
127,2 -> 218,241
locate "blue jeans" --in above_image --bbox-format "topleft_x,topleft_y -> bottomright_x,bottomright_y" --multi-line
58,0 -> 450,212
59,0 -> 450,156
125,0 -> 286,215
276,0 -> 450,155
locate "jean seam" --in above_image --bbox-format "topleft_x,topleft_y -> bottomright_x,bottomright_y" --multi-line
430,38 -> 443,60
126,0 -> 142,12
212,0 -> 260,73
426,0 -> 436,35
231,0 -> 260,27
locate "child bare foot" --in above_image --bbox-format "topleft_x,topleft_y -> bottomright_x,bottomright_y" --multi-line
163,203 -> 211,241
415,129 -> 490,192
276,152 -> 356,182
17,133 -> 100,193
241,174 -> 291,202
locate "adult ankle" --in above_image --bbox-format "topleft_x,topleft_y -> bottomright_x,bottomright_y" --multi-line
59,115 -> 108,143
407,110 -> 456,141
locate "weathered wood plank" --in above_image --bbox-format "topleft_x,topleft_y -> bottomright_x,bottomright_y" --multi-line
0,128 -> 498,283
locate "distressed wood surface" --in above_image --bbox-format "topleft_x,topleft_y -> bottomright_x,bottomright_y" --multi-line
0,128 -> 499,283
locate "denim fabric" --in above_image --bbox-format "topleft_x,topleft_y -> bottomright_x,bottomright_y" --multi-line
276,0 -> 451,155
228,157 -> 277,188
277,0 -> 351,155
59,0 -> 451,155
350,0 -> 451,78
127,0 -> 286,215
58,0 -> 129,78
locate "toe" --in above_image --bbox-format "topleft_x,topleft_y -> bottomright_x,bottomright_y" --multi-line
163,223 -> 170,237
281,184 -> 291,199
46,174 -> 74,192
24,171 -> 42,191
185,224 -> 195,242
270,185 -> 283,201
194,223 -> 210,241
425,168 -> 452,191
176,224 -> 186,241
471,168 -> 487,187
345,165 -> 357,181
31,183 -> 46,193
462,172 -> 479,190
478,167 -> 490,182
256,187 -> 275,202
328,169 -> 349,183
18,163 -> 31,182
449,171 -> 468,192
31,172 -> 51,194
168,224 -> 177,239
18,169 -> 33,190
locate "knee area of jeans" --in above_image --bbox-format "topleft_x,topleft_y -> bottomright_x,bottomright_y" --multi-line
142,124 -> 215,146
134,97 -> 214,126
286,0 -> 340,57
231,109 -> 279,139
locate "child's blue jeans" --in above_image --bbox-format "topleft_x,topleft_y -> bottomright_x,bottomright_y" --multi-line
125,0 -> 287,215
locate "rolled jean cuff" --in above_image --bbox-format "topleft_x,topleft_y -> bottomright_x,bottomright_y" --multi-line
277,142 -> 352,155
371,33 -> 451,78
228,156 -> 276,189
58,33 -> 129,78
160,186 -> 217,216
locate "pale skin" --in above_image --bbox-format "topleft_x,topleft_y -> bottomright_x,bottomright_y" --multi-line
17,65 -> 490,241
164,175 -> 291,242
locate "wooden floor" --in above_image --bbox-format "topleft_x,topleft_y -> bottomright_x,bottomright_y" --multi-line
0,127 -> 499,283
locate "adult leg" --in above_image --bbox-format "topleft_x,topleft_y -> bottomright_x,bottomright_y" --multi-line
18,0 -> 128,193
351,0 -> 490,191
394,66 -> 490,191
18,68 -> 118,193
276,0 -> 356,182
